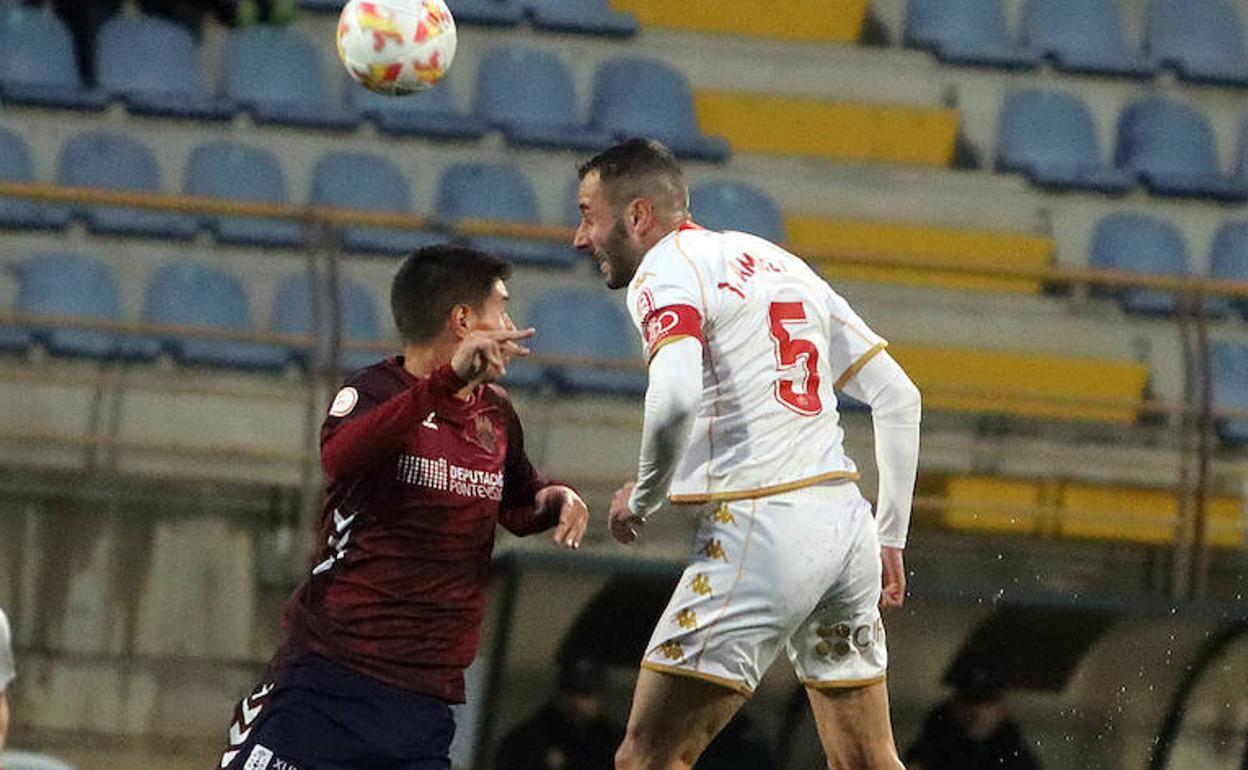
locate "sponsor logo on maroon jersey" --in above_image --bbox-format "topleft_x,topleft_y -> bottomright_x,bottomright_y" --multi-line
397,453 -> 503,501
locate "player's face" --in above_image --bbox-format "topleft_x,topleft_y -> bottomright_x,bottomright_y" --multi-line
574,171 -> 645,290
470,279 -> 515,334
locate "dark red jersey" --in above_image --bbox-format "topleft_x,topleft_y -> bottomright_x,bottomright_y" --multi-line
279,356 -> 559,703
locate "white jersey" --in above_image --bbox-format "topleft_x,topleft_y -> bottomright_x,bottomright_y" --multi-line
626,224 -> 887,504
0,607 -> 13,690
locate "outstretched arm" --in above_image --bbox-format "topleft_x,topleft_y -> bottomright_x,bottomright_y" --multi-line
839,351 -> 921,607
610,337 -> 703,543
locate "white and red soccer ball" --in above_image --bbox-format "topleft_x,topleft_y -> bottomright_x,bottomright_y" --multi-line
337,0 -> 457,96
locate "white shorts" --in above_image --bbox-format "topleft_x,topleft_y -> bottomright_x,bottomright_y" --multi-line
641,482 -> 887,696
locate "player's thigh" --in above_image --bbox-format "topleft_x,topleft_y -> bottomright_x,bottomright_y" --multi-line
804,680 -> 903,770
622,666 -> 747,761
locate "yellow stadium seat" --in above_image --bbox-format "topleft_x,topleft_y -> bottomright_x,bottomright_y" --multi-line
1060,485 -> 1244,548
609,0 -> 869,42
785,216 -> 1054,294
885,345 -> 1149,424
693,92 -> 959,167
944,476 -> 1046,534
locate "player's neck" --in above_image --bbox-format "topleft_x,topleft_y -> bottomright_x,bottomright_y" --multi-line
402,342 -> 475,400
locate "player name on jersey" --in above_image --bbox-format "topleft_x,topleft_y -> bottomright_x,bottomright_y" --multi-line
396,453 -> 504,501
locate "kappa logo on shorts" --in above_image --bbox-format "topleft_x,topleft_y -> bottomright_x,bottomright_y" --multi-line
813,620 -> 883,657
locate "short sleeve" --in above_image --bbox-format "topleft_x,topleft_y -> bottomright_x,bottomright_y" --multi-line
627,241 -> 707,360
824,285 -> 888,390
0,608 -> 14,690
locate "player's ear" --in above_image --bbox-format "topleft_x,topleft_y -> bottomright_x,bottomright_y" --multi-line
449,303 -> 473,338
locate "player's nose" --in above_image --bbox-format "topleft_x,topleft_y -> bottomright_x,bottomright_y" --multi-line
572,223 -> 592,252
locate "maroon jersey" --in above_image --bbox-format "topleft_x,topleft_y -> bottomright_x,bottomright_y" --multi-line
279,357 -> 559,703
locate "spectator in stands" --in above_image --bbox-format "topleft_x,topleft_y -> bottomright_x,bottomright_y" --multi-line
495,658 -> 623,770
904,665 -> 1041,770
0,606 -> 13,762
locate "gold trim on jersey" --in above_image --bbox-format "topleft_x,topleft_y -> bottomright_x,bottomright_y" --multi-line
834,341 -> 889,391
801,674 -> 888,690
647,333 -> 699,363
640,661 -> 754,696
668,470 -> 860,505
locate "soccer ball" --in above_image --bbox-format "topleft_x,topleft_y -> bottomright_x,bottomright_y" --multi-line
336,0 -> 457,96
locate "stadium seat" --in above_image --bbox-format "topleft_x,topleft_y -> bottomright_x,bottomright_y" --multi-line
18,253 -> 157,359
904,0 -> 1037,69
526,0 -> 638,36
449,0 -> 524,26
297,0 -> 345,10
1146,0 -> 1248,86
943,476 -> 1044,535
995,90 -> 1134,193
1211,221 -> 1248,317
527,288 -> 647,396
1021,0 -> 1152,77
436,163 -> 575,267
346,74 -> 486,139
96,16 -> 234,120
272,274 -> 385,372
311,152 -> 437,255
56,132 -> 199,239
184,143 -> 304,248
474,47 -> 612,151
144,262 -> 287,370
1114,98 -> 1246,202
0,127 -> 70,231
1212,343 -> 1248,447
0,8 -> 107,110
1089,213 -> 1190,315
590,57 -> 730,162
223,26 -> 359,129
689,182 -> 786,242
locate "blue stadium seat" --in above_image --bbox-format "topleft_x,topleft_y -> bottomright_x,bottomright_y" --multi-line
223,26 -> 359,129
590,57 -> 730,162
526,0 -> 638,36
527,288 -> 646,396
451,0 -> 524,26
185,143 -> 304,248
1212,343 -> 1248,446
1147,0 -> 1248,86
56,132 -> 199,239
996,90 -> 1134,193
905,0 -> 1037,69
436,163 -> 575,268
18,253 -> 157,359
1211,221 -> 1248,318
346,74 -> 486,139
1115,98 -> 1246,202
1022,0 -> 1152,76
272,274 -> 385,372
475,47 -> 612,151
311,152 -> 437,254
0,127 -> 70,231
145,262 -> 287,370
0,8 -> 106,110
298,0 -> 345,10
1090,213 -> 1190,315
689,182 -> 787,242
97,16 -> 234,120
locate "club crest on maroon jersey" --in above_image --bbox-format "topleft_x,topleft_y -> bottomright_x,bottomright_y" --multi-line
471,414 -> 498,453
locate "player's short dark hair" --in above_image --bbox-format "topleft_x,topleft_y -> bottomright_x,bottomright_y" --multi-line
391,244 -> 511,344
577,138 -> 687,210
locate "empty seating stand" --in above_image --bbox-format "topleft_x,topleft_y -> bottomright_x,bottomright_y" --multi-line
1147,0 -> 1248,86
527,0 -> 637,36
96,15 -> 234,120
1022,0 -> 1153,77
1115,98 -> 1246,202
310,151 -> 436,254
689,182 -> 787,243
0,8 -> 106,110
1211,221 -> 1248,317
144,262 -> 287,370
996,90 -> 1134,193
224,26 -> 358,129
184,142 -> 304,248
0,127 -> 69,231
905,0 -> 1037,69
526,288 -> 647,396
346,73 -> 486,140
1090,212 -> 1192,315
474,47 -> 611,151
271,274 -> 384,372
1212,343 -> 1248,447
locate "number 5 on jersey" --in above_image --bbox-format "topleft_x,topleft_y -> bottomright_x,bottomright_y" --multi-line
768,301 -> 823,416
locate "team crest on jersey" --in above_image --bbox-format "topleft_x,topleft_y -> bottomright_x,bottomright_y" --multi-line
328,387 -> 359,417
635,288 -> 655,325
470,414 -> 498,453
